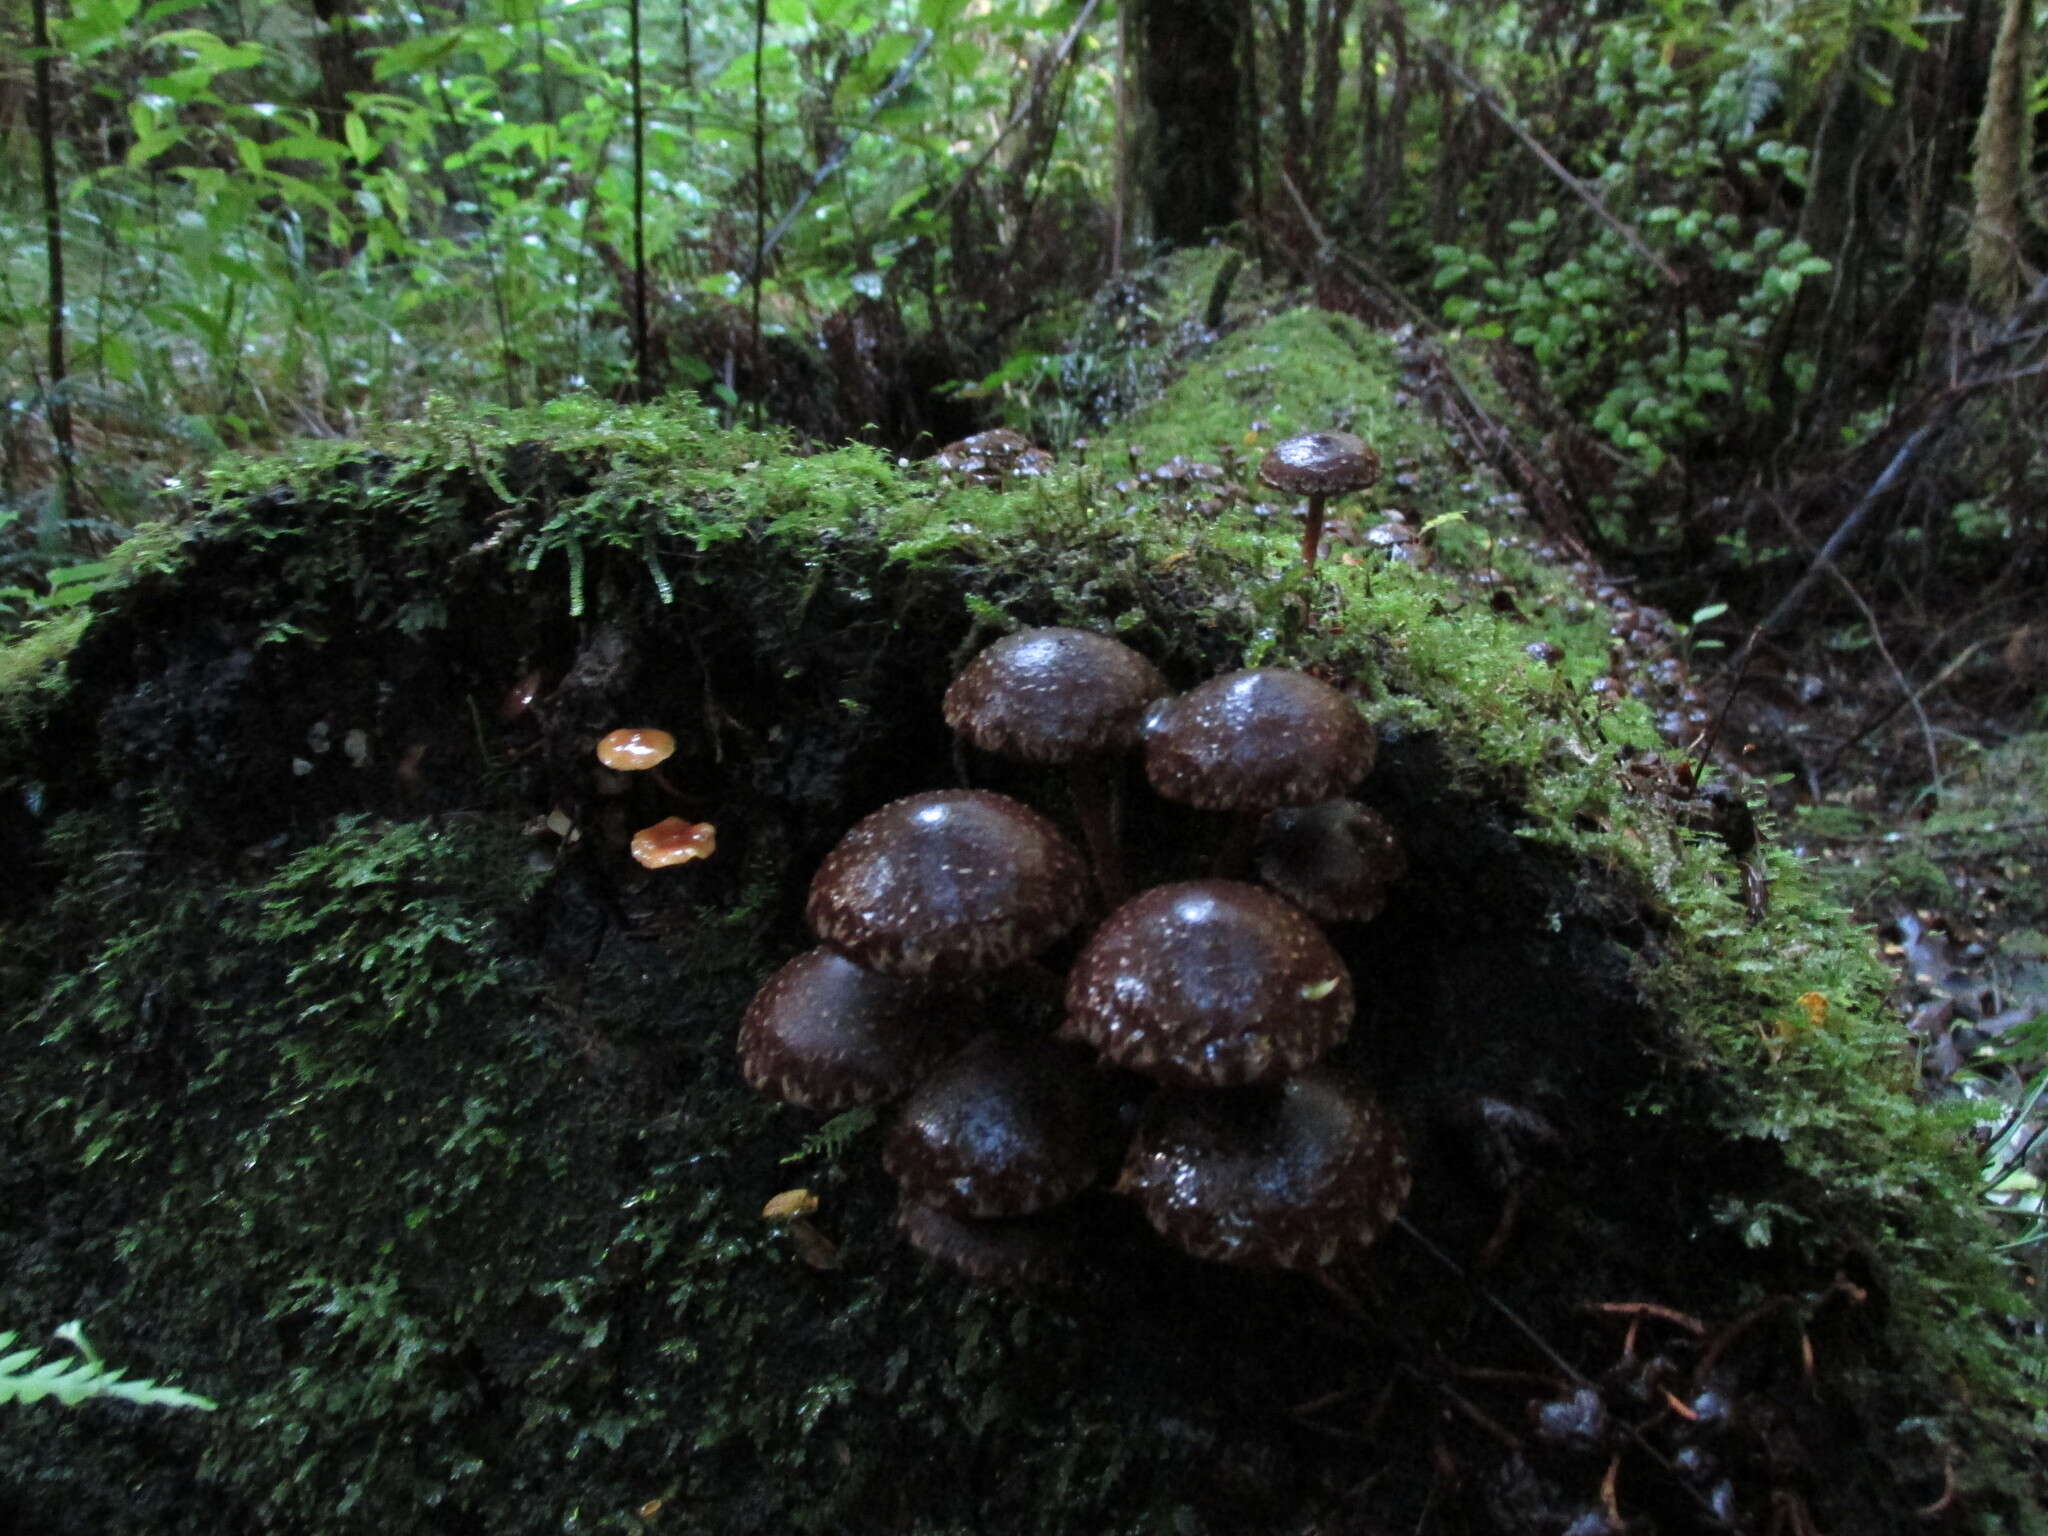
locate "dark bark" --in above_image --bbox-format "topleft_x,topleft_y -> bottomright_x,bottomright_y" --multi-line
1137,0 -> 1243,246
31,0 -> 76,515
307,0 -> 375,168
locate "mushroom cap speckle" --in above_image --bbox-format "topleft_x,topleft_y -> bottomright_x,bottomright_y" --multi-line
1061,879 -> 1354,1087
1255,799 -> 1406,924
943,627 -> 1170,765
737,947 -> 970,1112
1118,1069 -> 1411,1270
806,789 -> 1090,978
884,1033 -> 1120,1219
1144,668 -> 1376,813
1257,430 -> 1381,499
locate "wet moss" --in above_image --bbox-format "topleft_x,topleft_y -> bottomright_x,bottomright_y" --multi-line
3,305 -> 2044,1532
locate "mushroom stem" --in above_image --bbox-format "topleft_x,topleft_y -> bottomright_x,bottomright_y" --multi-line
1301,492 -> 1328,570
1067,759 -> 1128,908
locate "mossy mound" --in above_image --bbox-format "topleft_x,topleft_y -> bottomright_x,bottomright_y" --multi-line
3,312 -> 2043,1533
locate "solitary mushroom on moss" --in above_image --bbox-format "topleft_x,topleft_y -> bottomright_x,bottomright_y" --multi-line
805,789 -> 1089,980
943,627 -> 1169,903
1118,1067 -> 1410,1270
1257,430 -> 1380,571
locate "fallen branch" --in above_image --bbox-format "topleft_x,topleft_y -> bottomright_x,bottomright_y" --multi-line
1416,39 -> 1680,287
747,29 -> 935,279
930,0 -> 1102,220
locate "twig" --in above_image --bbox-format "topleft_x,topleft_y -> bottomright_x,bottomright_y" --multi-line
1808,815 -> 2048,845
1755,416 -> 1955,641
746,30 -> 934,279
628,0 -> 649,398
1393,1217 -> 1724,1524
1764,493 -> 1943,786
1582,1301 -> 1706,1335
931,0 -> 1102,220
1758,271 -> 2048,643
1418,40 -> 1680,287
1819,637 -> 1994,777
1394,1218 -> 1591,1387
748,0 -> 765,425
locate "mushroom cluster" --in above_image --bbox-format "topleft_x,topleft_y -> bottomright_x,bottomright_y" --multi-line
736,627 -> 1411,1288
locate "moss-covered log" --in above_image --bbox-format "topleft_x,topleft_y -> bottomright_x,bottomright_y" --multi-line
3,303 -> 2043,1534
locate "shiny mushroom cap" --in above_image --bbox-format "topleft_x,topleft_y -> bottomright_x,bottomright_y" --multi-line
1144,669 -> 1376,813
1118,1068 -> 1411,1270
884,1033 -> 1120,1219
737,947 -> 970,1113
631,816 -> 716,869
1256,430 -> 1381,499
595,727 -> 676,770
1255,799 -> 1406,924
805,789 -> 1089,978
943,627 -> 1170,765
1061,879 -> 1353,1088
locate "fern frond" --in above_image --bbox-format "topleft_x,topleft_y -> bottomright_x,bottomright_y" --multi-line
779,1105 -> 879,1165
0,1325 -> 217,1411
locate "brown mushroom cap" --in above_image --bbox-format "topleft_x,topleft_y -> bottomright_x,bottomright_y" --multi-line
805,789 -> 1090,978
737,947 -> 970,1112
595,727 -> 676,770
1144,669 -> 1376,813
895,1196 -> 1085,1290
943,627 -> 1170,765
1118,1068 -> 1411,1270
1061,879 -> 1353,1087
1256,430 -> 1381,499
1254,799 -> 1406,924
884,1034 -> 1120,1219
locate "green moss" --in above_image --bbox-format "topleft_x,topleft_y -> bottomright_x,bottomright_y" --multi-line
6,293 -> 2045,1529
0,519 -> 189,748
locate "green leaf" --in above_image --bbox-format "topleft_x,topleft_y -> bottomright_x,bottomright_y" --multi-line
265,135 -> 348,164
343,112 -> 378,166
0,1326 -> 216,1412
373,33 -> 464,82
99,333 -> 139,383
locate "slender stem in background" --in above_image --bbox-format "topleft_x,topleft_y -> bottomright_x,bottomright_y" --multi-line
1242,0 -> 1265,275
31,0 -> 78,521
750,0 -> 766,426
1109,0 -> 1127,278
628,0 -> 650,399
431,69 -> 519,407
679,0 -> 695,116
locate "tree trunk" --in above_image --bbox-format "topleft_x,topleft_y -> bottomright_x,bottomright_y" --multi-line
1136,0 -> 1243,246
1969,0 -> 2036,309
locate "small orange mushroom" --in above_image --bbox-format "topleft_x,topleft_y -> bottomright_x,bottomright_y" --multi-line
631,816 -> 716,869
762,1188 -> 820,1221
596,727 -> 676,771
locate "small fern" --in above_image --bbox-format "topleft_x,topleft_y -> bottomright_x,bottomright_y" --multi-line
0,1323 -> 217,1411
779,1105 -> 879,1165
